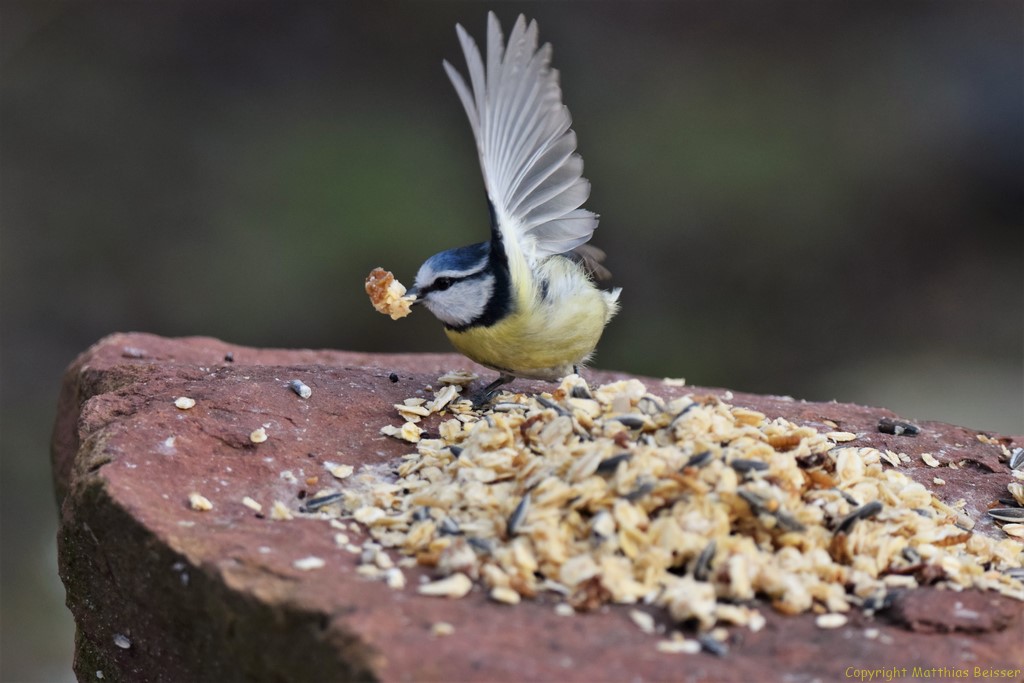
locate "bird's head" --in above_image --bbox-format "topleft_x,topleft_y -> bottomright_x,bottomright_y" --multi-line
409,242 -> 495,329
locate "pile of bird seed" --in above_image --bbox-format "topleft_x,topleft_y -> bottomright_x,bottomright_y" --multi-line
330,374 -> 1023,631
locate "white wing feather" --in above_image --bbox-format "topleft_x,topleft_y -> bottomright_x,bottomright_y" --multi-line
443,13 -> 598,265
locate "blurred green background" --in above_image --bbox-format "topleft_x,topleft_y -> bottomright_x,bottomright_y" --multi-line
2,2 -> 1021,679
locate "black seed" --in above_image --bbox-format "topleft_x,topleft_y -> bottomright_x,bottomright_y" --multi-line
774,511 -> 807,533
624,481 -> 653,502
439,517 -> 462,535
878,417 -> 920,436
863,591 -> 894,611
693,541 -> 716,581
507,493 -> 531,537
571,383 -> 593,399
699,634 -> 728,657
536,396 -> 571,417
835,500 -> 883,535
838,489 -> 861,507
730,459 -> 769,474
1003,567 -> 1024,581
902,546 -> 922,564
389,372 -> 399,383
684,450 -> 713,468
669,403 -> 697,427
412,507 -> 431,522
795,452 -> 826,468
596,453 -> 632,475
301,492 -> 343,512
987,507 -> 1024,522
610,415 -> 647,429
468,537 -> 493,554
224,352 -> 234,362
637,395 -> 666,414
1009,447 -> 1024,470
737,489 -> 766,512
449,446 -> 463,457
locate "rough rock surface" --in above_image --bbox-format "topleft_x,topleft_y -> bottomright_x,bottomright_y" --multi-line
53,333 -> 1024,682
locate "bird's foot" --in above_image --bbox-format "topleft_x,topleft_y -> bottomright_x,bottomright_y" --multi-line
470,374 -> 515,409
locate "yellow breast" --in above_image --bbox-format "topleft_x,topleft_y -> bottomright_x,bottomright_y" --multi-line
444,257 -> 618,380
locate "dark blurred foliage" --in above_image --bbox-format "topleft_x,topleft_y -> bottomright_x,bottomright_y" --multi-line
1,2 -> 1021,679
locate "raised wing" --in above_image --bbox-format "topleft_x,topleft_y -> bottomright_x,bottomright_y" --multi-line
443,12 -> 598,266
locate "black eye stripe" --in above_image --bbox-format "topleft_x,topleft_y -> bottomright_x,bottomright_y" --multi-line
425,269 -> 490,294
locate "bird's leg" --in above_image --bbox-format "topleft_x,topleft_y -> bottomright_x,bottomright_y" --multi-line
471,373 -> 515,408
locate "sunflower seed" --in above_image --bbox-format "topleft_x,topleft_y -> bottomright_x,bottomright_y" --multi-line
609,414 -> 648,429
624,481 -> 654,502
698,634 -> 728,657
439,517 -> 462,535
668,403 -> 697,427
507,493 -> 531,537
730,459 -> 769,474
737,489 -> 767,512
835,500 -> 883,535
693,541 -> 716,581
288,379 -> 312,399
637,395 -> 666,415
571,383 -> 594,400
536,396 -> 570,417
901,547 -> 922,564
596,453 -> 632,475
468,537 -> 494,554
684,450 -> 713,468
301,492 -> 343,512
838,489 -> 862,507
877,417 -> 920,436
1010,447 -> 1024,470
987,508 -> 1024,522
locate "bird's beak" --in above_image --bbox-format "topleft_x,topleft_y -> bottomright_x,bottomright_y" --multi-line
405,286 -> 421,304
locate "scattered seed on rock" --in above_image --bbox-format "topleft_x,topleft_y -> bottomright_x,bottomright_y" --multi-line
293,556 -> 325,571
270,501 -> 293,521
826,431 -> 857,442
431,622 -> 455,637
241,496 -> 262,513
629,609 -> 657,635
877,417 -> 920,436
188,493 -> 212,511
656,638 -> 700,654
326,462 -> 354,480
816,613 -> 848,629
289,379 -> 312,399
418,573 -> 473,598
324,374 -> 1024,639
174,397 -> 196,410
490,586 -> 521,604
249,427 -> 268,444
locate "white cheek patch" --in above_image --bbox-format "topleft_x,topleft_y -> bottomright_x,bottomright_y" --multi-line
425,274 -> 495,327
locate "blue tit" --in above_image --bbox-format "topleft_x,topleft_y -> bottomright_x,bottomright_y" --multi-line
408,12 -> 621,401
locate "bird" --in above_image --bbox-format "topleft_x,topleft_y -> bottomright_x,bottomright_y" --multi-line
407,12 -> 621,403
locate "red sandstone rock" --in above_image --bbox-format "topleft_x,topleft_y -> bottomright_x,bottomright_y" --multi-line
52,333 -> 1024,682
